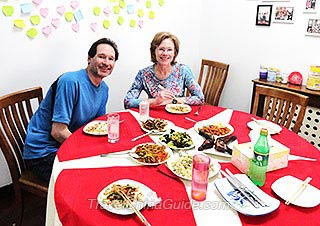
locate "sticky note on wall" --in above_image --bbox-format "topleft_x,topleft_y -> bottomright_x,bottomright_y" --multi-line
20,3 -> 33,14
14,20 -> 26,29
26,28 -> 38,39
2,6 -> 14,16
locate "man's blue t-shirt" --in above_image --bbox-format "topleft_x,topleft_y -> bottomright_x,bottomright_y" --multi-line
23,69 -> 109,159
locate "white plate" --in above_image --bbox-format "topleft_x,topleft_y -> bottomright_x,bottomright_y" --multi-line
141,119 -> 173,135
203,138 -> 238,158
165,104 -> 192,114
247,120 -> 282,135
214,174 -> 280,216
159,130 -> 195,151
130,143 -> 172,166
83,120 -> 108,135
194,121 -> 234,139
166,154 -> 221,180
271,175 -> 320,208
97,179 -> 149,215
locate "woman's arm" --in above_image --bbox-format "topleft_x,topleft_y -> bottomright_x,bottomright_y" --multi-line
181,65 -> 205,105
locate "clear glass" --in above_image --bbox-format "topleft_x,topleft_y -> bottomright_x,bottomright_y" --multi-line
139,100 -> 149,122
107,113 -> 119,143
191,154 -> 211,201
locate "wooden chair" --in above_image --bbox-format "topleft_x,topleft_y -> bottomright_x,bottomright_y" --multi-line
0,87 -> 48,226
251,84 -> 309,134
197,59 -> 230,106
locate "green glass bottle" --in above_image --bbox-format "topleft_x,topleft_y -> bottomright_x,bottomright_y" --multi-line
248,128 -> 270,186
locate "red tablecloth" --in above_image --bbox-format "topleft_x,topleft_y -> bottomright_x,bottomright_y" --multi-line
131,105 -> 226,129
57,112 -> 154,162
55,166 -> 196,226
229,110 -> 320,160
220,160 -> 320,226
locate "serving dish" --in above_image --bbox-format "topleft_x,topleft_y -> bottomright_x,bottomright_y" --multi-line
194,121 -> 234,139
130,143 -> 172,166
159,129 -> 195,151
166,154 -> 221,180
140,118 -> 172,135
83,120 -> 108,135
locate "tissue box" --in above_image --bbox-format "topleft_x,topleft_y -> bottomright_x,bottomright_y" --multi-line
231,140 -> 290,174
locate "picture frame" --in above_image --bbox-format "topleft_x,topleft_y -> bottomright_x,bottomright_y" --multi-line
305,18 -> 320,37
256,5 -> 273,26
273,6 -> 295,24
304,0 -> 318,13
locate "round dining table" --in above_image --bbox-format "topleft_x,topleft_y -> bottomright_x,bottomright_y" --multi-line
45,105 -> 320,226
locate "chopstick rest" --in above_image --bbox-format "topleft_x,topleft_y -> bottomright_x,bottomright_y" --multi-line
285,177 -> 312,205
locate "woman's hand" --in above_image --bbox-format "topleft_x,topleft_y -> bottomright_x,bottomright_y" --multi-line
150,89 -> 175,106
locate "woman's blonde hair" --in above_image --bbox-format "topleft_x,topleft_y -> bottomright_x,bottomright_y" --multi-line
150,32 -> 180,65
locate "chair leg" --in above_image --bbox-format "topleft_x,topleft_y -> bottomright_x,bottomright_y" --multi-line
13,185 -> 23,226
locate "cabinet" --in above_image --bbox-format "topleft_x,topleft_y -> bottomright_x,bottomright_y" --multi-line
251,79 -> 320,150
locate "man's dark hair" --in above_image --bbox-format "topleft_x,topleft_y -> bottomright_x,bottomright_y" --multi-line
88,38 -> 119,61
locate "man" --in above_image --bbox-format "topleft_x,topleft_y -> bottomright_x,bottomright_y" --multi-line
23,38 -> 119,182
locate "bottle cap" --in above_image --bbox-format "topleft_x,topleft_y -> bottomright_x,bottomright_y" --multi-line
260,128 -> 268,136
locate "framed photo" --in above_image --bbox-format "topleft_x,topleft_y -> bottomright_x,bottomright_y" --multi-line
273,6 -> 294,24
304,0 -> 318,13
256,5 -> 273,26
305,19 -> 320,37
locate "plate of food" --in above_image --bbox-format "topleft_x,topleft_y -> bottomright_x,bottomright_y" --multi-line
194,121 -> 234,139
166,154 -> 221,180
159,129 -> 195,151
83,120 -> 108,135
247,119 -> 282,135
214,174 -> 280,216
141,118 -> 172,134
97,179 -> 149,215
129,143 -> 172,165
165,104 -> 192,114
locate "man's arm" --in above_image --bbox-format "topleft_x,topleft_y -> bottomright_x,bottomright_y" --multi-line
51,122 -> 72,144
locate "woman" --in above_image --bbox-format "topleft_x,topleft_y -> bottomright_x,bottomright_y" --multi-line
124,32 -> 204,109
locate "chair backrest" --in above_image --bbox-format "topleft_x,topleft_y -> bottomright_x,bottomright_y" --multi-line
198,59 -> 230,106
251,85 -> 309,134
0,87 -> 43,182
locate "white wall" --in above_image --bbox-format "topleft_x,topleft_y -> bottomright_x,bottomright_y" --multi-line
201,0 -> 320,111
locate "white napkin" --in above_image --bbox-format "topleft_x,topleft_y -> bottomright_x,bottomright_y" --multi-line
144,190 -> 162,207
206,109 -> 233,124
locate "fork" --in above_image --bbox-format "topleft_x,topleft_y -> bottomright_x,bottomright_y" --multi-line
194,106 -> 202,116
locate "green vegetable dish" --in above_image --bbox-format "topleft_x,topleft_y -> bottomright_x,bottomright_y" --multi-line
159,129 -> 194,150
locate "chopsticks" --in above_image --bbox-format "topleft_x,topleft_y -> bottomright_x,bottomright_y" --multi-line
285,177 -> 312,205
220,169 -> 268,208
115,187 -> 151,226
